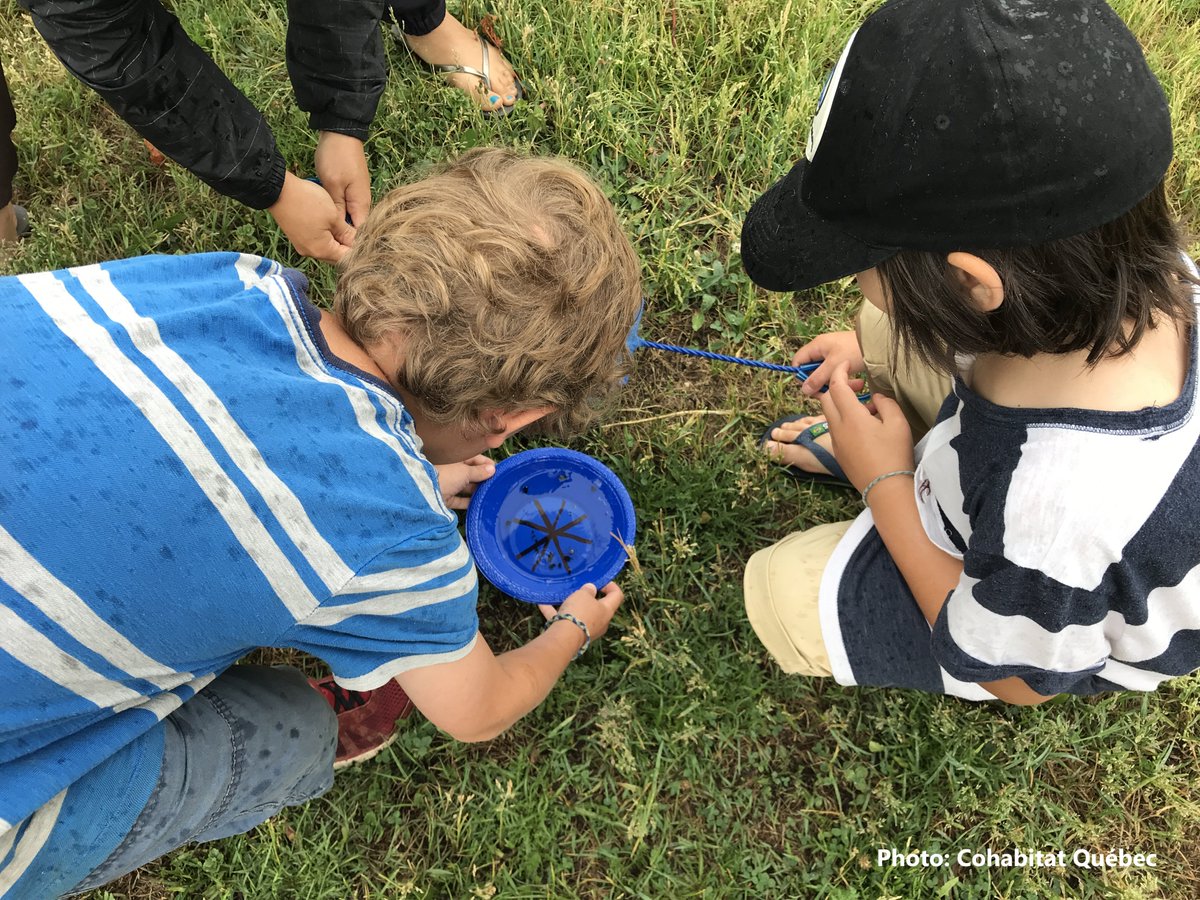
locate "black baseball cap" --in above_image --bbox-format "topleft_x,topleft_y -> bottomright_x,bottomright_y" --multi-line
741,0 -> 1173,292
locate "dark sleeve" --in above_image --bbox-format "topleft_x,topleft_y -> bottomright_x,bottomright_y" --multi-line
286,0 -> 389,139
1,58 -> 16,208
19,0 -> 287,209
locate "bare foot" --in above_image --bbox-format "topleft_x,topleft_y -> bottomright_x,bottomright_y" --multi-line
401,14 -> 520,113
0,204 -> 17,243
761,415 -> 837,476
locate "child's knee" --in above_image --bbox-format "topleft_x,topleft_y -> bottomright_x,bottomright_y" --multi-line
855,302 -> 950,438
210,665 -> 336,797
856,301 -> 904,401
743,523 -> 852,678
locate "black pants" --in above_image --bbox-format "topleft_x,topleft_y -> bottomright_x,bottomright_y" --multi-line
388,0 -> 446,35
0,57 -> 16,208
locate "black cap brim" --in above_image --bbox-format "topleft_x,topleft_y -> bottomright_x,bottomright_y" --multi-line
741,161 -> 898,292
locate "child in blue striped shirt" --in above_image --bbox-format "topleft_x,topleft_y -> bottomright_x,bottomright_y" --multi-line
0,148 -> 641,897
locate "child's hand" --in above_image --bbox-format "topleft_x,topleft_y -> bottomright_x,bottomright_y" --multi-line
819,362 -> 914,491
793,331 -> 866,396
539,582 -> 624,645
434,455 -> 496,510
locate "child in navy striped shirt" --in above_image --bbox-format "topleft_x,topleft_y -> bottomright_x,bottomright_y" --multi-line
739,0 -> 1200,704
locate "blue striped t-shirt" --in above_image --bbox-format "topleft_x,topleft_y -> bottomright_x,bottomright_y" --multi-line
0,253 -> 479,894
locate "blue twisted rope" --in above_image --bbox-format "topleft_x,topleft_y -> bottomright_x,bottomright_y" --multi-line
625,304 -> 871,399
631,338 -> 820,380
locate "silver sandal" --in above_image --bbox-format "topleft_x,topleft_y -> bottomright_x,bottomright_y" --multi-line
393,27 -> 523,118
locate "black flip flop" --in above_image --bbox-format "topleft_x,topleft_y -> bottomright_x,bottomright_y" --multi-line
759,414 -> 855,489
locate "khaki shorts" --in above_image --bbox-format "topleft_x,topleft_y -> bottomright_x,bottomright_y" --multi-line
743,521 -> 854,677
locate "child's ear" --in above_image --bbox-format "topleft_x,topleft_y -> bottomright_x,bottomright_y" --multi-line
946,252 -> 1004,313
481,406 -> 555,448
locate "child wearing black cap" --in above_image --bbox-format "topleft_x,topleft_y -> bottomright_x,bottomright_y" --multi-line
740,0 -> 1200,704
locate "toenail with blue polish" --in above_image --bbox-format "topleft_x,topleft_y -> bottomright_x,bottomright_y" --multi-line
489,94 -> 500,103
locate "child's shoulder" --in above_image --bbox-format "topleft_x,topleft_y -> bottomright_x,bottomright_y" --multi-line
948,399 -> 1199,593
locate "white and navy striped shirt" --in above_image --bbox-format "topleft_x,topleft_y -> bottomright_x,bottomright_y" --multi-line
0,253 -> 478,895
820,281 -> 1200,701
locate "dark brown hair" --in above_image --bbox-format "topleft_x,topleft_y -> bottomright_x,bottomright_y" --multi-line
875,182 -> 1197,373
335,148 -> 642,435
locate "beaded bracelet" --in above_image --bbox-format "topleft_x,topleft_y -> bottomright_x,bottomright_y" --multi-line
544,612 -> 591,659
861,469 -> 916,505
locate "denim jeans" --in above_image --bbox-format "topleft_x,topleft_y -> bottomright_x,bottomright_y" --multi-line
69,666 -> 337,894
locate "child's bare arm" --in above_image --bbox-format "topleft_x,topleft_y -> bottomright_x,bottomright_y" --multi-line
396,582 -> 624,741
862,477 -> 1053,705
820,364 -> 1055,706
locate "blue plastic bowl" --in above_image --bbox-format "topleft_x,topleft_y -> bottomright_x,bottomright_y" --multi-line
466,448 -> 636,605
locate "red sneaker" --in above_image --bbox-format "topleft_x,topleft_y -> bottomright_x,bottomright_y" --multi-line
309,676 -> 415,770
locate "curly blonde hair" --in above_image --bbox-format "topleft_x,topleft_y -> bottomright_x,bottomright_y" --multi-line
334,148 -> 642,435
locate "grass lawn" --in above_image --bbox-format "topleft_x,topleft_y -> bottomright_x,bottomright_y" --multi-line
5,0 -> 1200,896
